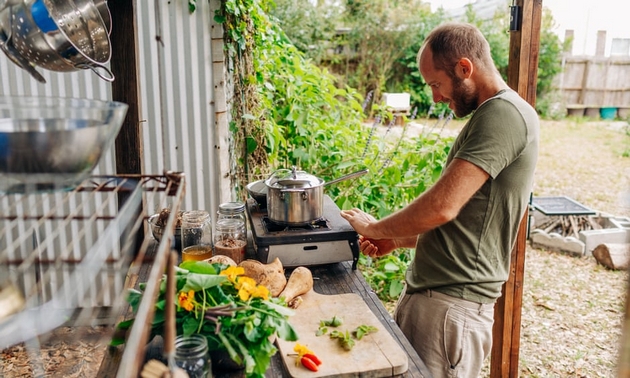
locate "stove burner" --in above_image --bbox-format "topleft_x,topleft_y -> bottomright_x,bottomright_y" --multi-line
246,195 -> 359,269
262,217 -> 331,232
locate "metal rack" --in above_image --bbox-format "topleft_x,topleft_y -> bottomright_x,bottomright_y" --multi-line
0,173 -> 185,377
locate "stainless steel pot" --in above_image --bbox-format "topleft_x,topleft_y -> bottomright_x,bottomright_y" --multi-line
265,167 -> 368,225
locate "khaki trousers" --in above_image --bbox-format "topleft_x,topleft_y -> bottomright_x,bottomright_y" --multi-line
394,289 -> 495,378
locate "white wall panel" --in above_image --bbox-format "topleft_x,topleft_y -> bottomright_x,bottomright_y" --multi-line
0,0 -> 231,218
136,0 -> 227,216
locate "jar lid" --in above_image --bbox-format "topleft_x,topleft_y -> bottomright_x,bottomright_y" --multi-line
219,201 -> 245,214
181,210 -> 210,224
265,167 -> 323,189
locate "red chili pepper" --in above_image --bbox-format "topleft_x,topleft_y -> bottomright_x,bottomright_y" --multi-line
303,353 -> 322,366
301,355 -> 319,372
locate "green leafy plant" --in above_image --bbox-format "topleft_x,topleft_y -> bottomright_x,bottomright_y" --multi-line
216,0 -> 455,307
358,250 -> 412,302
113,262 -> 298,378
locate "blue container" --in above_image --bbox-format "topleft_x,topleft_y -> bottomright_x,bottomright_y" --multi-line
600,107 -> 617,120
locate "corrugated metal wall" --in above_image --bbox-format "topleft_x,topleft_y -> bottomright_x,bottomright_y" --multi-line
0,0 -> 231,215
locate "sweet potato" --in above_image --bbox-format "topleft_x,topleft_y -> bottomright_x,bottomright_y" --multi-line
238,257 -> 287,297
205,255 -> 237,267
279,266 -> 313,305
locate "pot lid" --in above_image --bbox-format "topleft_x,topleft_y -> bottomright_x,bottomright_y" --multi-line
266,167 -> 323,189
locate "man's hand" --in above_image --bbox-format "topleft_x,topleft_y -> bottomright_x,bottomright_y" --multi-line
359,236 -> 398,258
339,208 -> 378,237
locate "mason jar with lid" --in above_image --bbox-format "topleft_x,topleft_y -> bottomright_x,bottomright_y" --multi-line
214,217 -> 246,264
181,210 -> 213,262
217,202 -> 246,229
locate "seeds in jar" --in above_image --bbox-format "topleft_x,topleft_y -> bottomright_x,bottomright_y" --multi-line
214,238 -> 246,263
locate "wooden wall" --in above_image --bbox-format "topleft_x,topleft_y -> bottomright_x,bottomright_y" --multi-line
556,56 -> 630,107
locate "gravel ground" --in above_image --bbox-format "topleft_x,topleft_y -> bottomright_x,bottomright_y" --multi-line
516,119 -> 630,378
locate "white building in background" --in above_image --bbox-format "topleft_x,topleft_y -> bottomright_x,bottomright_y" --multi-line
427,0 -> 630,57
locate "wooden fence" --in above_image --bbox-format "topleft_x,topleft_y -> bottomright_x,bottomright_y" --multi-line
555,55 -> 630,109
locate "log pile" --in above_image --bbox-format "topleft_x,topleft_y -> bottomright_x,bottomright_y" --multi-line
593,243 -> 630,270
535,215 -> 602,238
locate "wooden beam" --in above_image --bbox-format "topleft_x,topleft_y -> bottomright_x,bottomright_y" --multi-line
109,1 -> 143,175
490,0 -> 542,377
492,212 -> 528,377
107,2 -> 144,252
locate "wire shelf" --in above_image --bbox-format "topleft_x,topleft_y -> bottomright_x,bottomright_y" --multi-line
0,173 -> 185,376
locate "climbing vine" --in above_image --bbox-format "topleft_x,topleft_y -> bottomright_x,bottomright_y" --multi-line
214,0 -> 274,199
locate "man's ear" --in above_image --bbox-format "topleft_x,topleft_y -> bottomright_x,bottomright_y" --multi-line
456,58 -> 473,79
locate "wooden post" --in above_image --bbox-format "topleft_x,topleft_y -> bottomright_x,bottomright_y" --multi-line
490,0 -> 542,377
109,2 -> 143,175
564,30 -> 574,56
596,30 -> 607,57
107,3 -> 144,251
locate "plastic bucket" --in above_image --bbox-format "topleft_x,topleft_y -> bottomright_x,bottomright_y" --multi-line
600,107 -> 617,120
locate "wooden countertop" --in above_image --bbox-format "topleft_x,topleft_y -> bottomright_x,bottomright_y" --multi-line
100,247 -> 432,377
214,261 -> 432,378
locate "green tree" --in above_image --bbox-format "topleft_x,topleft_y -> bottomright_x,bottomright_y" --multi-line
267,0 -> 339,63
536,7 -> 566,97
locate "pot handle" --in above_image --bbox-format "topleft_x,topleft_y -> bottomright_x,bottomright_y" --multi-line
324,169 -> 369,187
75,63 -> 115,82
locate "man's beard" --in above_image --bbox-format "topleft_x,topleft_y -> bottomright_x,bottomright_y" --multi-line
450,75 -> 478,118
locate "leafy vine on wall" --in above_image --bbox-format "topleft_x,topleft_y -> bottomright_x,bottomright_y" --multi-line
213,0 -> 271,199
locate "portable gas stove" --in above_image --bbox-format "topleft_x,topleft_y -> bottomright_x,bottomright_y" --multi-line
246,195 -> 359,269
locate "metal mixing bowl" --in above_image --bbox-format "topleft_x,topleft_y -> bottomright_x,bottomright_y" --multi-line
0,96 -> 128,193
246,179 -> 268,207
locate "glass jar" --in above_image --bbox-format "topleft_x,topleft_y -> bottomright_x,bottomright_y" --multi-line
217,202 -> 247,230
214,217 -> 246,264
174,334 -> 212,378
181,210 -> 213,262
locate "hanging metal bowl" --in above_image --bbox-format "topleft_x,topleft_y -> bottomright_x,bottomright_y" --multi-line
8,0 -> 114,81
43,0 -> 110,63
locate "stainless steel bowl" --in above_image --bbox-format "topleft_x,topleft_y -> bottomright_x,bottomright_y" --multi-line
42,0 -> 110,64
10,0 -> 76,72
7,0 -> 114,81
246,179 -> 267,207
0,96 -> 128,193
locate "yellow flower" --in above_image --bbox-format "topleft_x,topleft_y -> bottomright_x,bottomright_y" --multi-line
294,342 -> 314,357
178,290 -> 195,311
220,266 -> 245,283
236,276 -> 257,301
250,285 -> 270,300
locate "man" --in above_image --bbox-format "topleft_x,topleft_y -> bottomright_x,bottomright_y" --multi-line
340,22 -> 539,378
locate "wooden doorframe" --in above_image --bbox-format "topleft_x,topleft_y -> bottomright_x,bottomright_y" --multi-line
490,0 -> 542,377
109,1 -> 142,176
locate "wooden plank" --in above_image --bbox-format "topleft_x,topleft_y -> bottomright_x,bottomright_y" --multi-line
304,263 -> 431,378
509,214 -> 527,378
275,291 -> 408,377
492,0 -> 542,376
491,212 -> 527,378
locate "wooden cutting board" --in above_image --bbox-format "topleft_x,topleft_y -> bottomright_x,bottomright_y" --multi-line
275,290 -> 408,377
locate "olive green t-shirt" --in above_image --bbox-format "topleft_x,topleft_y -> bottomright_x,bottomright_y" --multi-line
405,89 -> 539,303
